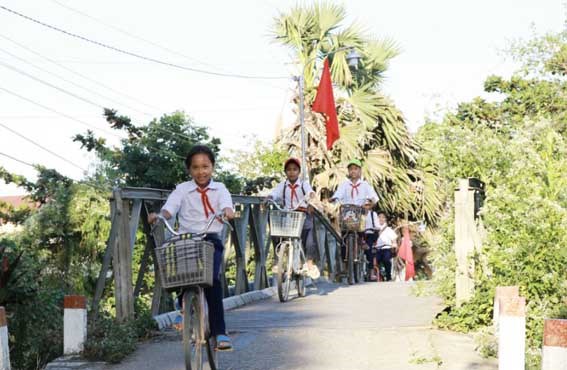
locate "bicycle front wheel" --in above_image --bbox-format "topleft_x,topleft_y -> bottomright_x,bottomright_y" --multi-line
296,243 -> 306,297
183,290 -> 204,370
346,234 -> 355,285
277,241 -> 293,302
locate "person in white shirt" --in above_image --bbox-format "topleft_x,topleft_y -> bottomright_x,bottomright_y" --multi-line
267,158 -> 319,278
330,159 -> 379,263
375,211 -> 397,281
364,209 -> 380,280
330,159 -> 379,207
148,145 -> 234,350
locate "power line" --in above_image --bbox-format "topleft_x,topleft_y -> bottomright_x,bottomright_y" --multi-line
0,121 -> 86,171
49,0 -> 219,70
0,46 -> 155,117
0,58 -> 113,110
0,58 -> 194,141
0,151 -> 34,168
0,86 -> 185,161
0,32 -> 165,113
0,4 -> 288,81
0,85 -> 123,139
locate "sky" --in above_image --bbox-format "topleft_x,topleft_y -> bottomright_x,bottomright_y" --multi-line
0,0 -> 564,195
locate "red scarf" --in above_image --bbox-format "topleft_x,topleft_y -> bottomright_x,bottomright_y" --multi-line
350,182 -> 361,199
288,183 -> 299,208
196,187 -> 215,218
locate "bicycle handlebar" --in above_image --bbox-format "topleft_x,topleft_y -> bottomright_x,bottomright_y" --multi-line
152,212 -> 233,237
264,197 -> 312,211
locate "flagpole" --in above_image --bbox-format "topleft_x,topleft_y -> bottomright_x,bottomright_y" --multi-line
298,74 -> 308,182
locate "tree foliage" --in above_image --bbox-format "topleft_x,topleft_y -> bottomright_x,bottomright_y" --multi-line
418,30 -> 567,367
273,2 -> 441,222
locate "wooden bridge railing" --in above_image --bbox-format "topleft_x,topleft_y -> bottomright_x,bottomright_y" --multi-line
92,187 -> 343,322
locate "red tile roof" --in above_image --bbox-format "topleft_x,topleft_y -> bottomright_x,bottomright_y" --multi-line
0,195 -> 36,209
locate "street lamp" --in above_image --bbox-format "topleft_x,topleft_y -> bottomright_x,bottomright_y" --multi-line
296,47 -> 361,181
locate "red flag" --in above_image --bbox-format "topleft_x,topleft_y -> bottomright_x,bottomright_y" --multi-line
398,226 -> 415,281
312,58 -> 340,150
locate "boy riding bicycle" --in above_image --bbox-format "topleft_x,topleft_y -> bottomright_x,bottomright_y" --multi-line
330,159 -> 379,262
148,144 -> 234,351
266,158 -> 319,279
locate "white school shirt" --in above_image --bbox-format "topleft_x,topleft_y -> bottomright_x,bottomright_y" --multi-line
269,179 -> 314,210
377,225 -> 397,249
161,179 -> 233,234
365,211 -> 379,233
332,179 -> 379,206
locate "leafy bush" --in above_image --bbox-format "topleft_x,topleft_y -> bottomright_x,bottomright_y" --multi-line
418,31 -> 567,365
83,310 -> 157,363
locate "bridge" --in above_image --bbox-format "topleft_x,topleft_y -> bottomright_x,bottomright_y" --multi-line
83,187 -> 496,369
99,281 -> 496,370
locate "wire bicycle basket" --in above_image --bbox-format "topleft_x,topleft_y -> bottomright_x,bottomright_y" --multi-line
269,210 -> 306,238
339,204 -> 366,232
155,237 -> 214,289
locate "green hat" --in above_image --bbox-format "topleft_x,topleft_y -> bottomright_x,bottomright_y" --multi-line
347,159 -> 362,168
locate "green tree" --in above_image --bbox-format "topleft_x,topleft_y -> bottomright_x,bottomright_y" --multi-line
74,109 -> 232,190
273,2 -> 441,222
228,136 -> 288,194
418,30 -> 567,368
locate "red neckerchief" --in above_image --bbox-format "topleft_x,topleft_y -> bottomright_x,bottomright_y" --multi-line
196,187 -> 215,218
350,181 -> 361,199
288,182 -> 299,208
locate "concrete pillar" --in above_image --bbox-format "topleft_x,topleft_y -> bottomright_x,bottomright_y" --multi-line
493,286 -> 519,333
454,179 -> 482,306
498,296 -> 525,370
0,307 -> 10,370
63,295 -> 87,355
541,319 -> 567,370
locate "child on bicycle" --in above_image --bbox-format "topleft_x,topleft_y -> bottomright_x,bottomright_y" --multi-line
329,159 -> 379,262
375,211 -> 397,281
266,157 -> 320,279
364,208 -> 380,280
148,144 -> 234,351
329,159 -> 378,207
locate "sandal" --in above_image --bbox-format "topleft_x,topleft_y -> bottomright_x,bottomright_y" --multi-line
215,334 -> 233,351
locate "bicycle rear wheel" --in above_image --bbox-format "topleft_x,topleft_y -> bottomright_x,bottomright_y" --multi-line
183,290 -> 204,370
277,241 -> 293,302
355,248 -> 366,283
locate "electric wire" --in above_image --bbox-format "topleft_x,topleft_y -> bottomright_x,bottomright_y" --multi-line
0,5 -> 288,80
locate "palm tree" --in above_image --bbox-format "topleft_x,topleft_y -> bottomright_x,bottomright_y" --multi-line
273,2 -> 441,222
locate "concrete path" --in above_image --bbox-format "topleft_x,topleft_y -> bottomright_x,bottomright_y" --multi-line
103,281 -> 497,370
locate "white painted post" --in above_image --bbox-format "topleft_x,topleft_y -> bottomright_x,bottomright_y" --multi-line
0,307 -> 11,370
454,179 -> 482,306
493,286 -> 519,333
498,296 -> 525,370
63,295 -> 87,355
541,319 -> 567,370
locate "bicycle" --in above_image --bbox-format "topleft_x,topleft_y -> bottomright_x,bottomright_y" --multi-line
266,199 -> 308,303
338,204 -> 368,285
152,213 -> 232,370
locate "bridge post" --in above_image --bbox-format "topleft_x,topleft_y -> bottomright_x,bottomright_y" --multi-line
542,319 -> 567,370
112,189 -> 135,322
63,295 -> 87,355
498,296 -> 525,370
454,179 -> 482,306
0,307 -> 10,370
250,203 -> 269,290
232,204 -> 250,295
493,286 -> 519,336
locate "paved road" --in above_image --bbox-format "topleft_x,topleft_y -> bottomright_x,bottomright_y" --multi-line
104,281 -> 497,370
